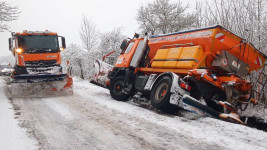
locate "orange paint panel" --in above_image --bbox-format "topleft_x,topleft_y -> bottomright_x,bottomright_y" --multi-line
16,32 -> 57,36
189,69 -> 252,93
148,26 -> 266,73
16,52 -> 60,66
148,29 -> 214,61
115,39 -> 140,68
23,53 -> 60,61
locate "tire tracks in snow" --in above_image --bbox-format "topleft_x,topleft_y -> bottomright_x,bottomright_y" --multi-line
6,78 -> 264,150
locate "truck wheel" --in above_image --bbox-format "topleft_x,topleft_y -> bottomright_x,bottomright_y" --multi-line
150,76 -> 175,113
110,76 -> 129,101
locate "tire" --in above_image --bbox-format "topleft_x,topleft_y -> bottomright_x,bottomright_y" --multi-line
110,76 -> 130,101
150,76 -> 176,113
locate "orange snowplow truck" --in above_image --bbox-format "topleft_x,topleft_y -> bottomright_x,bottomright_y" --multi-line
8,30 -> 72,91
94,25 -> 267,124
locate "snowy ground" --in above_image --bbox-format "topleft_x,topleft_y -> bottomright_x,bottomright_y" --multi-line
1,76 -> 267,150
0,77 -> 38,150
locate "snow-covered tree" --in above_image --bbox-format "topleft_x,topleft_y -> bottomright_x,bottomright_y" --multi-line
61,43 -> 87,79
79,15 -> 99,52
136,0 -> 196,35
0,1 -> 20,32
195,0 -> 267,104
196,0 -> 267,53
98,28 -> 126,64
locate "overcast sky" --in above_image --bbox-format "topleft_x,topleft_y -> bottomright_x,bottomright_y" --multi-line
0,0 -> 197,56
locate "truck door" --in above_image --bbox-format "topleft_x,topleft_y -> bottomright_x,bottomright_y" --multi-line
115,40 -> 140,68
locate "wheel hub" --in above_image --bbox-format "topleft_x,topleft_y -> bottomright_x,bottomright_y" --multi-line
155,82 -> 168,101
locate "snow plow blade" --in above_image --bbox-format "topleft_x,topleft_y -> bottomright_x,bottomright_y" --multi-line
8,74 -> 73,97
11,74 -> 70,83
90,59 -> 113,89
182,95 -> 220,118
182,95 -> 244,124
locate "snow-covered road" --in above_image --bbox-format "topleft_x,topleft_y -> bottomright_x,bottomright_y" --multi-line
0,77 -> 37,150
1,77 -> 267,150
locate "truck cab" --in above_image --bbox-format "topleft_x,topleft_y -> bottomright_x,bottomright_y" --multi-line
8,30 -> 66,75
115,34 -> 148,69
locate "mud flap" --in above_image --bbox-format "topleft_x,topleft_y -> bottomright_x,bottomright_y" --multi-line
169,73 -> 188,108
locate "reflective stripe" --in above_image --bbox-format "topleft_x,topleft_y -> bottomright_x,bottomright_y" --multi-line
215,32 -> 225,42
153,58 -> 199,62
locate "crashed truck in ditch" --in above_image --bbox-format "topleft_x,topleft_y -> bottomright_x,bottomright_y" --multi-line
92,25 -> 267,126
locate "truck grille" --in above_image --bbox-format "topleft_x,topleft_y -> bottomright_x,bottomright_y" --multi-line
25,60 -> 58,67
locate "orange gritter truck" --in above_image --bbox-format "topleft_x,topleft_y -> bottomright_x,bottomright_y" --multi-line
92,25 -> 267,125
8,30 -> 73,95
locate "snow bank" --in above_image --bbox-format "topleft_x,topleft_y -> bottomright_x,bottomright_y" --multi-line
0,78 -> 38,150
74,79 -> 267,150
242,104 -> 267,122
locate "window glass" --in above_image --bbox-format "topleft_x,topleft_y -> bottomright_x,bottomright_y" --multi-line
124,42 -> 134,54
19,35 -> 59,53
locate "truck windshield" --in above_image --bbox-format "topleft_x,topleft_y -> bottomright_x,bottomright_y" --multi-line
19,35 -> 59,53
124,42 -> 134,54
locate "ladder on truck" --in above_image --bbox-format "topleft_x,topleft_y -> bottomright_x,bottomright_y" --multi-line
252,63 -> 267,103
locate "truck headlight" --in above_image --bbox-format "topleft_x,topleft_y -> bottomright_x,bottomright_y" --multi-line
15,48 -> 23,53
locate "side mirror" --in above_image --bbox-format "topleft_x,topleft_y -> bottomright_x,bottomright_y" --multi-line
8,38 -> 12,51
62,37 -> 66,49
134,33 -> 140,38
120,39 -> 129,51
58,36 -> 66,51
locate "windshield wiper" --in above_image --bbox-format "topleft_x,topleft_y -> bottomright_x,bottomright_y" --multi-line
26,48 -> 38,53
26,48 -> 58,53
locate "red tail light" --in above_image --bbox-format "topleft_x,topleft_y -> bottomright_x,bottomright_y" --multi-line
180,82 -> 191,91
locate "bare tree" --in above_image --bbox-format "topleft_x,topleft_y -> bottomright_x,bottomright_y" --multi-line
0,1 -> 20,32
79,15 -> 99,52
196,0 -> 267,51
136,0 -> 196,35
195,0 -> 267,104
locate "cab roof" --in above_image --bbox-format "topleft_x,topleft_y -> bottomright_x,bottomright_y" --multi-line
12,30 -> 57,36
